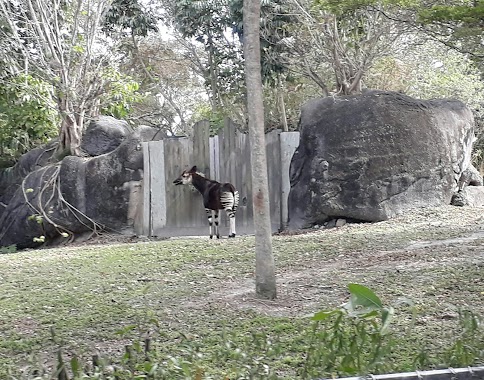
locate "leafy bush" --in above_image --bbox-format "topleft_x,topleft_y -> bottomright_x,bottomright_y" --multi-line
300,283 -> 401,378
99,68 -> 145,120
444,309 -> 483,367
190,103 -> 230,136
0,74 -> 58,167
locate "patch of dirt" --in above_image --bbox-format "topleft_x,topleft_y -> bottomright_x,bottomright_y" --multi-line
13,317 -> 41,336
200,247 -> 484,318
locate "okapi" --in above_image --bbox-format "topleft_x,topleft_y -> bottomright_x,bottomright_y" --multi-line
173,166 -> 239,238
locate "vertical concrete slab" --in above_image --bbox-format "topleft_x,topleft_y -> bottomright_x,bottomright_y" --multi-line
162,137 -> 202,230
280,132 -> 300,230
142,142 -> 151,236
149,141 -> 166,234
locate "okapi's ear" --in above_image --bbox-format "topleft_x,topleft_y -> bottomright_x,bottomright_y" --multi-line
190,165 -> 197,172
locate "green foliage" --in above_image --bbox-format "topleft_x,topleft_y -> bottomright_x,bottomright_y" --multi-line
27,214 -> 44,225
369,41 -> 484,107
444,309 -> 483,367
367,40 -> 484,169
0,74 -> 58,167
0,244 -> 16,254
173,0 -> 244,109
102,0 -> 159,37
314,0 -> 419,15
174,0 -> 230,40
173,0 -> 296,111
385,41 -> 484,170
27,213 -> 47,244
100,68 -> 145,120
416,1 -> 484,69
190,103 -> 228,136
229,0 -> 296,84
418,2 -> 484,26
303,0 -> 408,95
301,284 -> 406,378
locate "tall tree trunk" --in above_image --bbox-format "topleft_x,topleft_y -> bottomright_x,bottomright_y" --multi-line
243,0 -> 277,300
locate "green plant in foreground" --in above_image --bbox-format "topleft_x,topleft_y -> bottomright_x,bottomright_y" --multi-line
300,283 -> 411,379
444,309 -> 483,367
0,244 -> 17,254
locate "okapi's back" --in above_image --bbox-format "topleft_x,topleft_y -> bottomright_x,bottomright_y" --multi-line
221,183 -> 236,194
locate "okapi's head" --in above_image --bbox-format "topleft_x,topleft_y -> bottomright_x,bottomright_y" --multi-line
173,166 -> 198,186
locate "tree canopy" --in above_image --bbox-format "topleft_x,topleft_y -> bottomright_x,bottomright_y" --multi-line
0,0 -> 483,162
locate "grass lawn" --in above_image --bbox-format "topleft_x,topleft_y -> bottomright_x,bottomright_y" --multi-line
0,206 -> 483,379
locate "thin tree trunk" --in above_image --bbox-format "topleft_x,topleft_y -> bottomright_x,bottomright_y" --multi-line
243,0 -> 277,300
57,98 -> 82,157
207,36 -> 219,113
60,115 -> 82,157
278,75 -> 288,132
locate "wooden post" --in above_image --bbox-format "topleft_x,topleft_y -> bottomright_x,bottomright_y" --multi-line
92,354 -> 100,369
209,135 -> 220,182
265,130 -> 282,231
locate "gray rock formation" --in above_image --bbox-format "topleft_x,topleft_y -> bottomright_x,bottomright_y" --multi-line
460,187 -> 484,207
289,91 -> 476,228
81,116 -> 131,156
457,164 -> 483,190
0,140 -> 58,222
451,164 -> 484,207
0,118 -> 159,249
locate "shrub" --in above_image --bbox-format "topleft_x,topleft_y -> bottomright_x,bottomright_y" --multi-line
0,74 -> 58,167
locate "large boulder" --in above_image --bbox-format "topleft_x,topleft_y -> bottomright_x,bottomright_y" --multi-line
0,121 -> 158,249
288,90 -> 476,228
0,140 -> 58,222
81,116 -> 131,156
0,116 -> 130,223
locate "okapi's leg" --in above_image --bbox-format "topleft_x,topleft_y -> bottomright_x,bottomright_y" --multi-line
225,209 -> 236,238
206,208 -> 214,238
214,210 -> 220,239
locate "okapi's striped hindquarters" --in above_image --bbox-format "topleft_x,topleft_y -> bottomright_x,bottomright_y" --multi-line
173,166 -> 239,238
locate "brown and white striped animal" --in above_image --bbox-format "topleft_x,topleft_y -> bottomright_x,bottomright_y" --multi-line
173,166 -> 239,238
